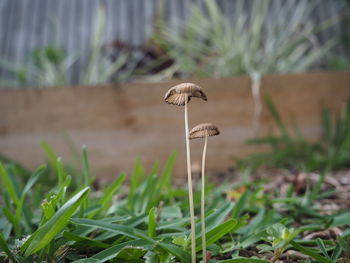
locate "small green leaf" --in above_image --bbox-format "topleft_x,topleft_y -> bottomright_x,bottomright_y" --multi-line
114,245 -> 146,260
172,235 -> 189,249
41,198 -> 55,220
256,244 -> 273,253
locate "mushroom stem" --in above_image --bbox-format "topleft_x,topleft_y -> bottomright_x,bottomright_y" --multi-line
184,94 -> 196,263
201,135 -> 208,262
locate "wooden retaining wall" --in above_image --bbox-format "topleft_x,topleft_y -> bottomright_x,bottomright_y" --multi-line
0,71 -> 350,181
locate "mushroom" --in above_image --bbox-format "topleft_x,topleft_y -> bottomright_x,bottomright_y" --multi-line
164,83 -> 207,263
164,82 -> 207,106
189,123 -> 220,262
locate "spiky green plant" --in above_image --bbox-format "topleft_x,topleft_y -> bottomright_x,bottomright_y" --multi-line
154,0 -> 339,133
0,45 -> 77,88
0,6 -> 140,89
80,6 -> 140,85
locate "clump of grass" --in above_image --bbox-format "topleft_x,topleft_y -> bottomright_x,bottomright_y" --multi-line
238,98 -> 350,173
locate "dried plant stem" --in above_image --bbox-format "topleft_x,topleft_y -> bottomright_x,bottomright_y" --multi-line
251,72 -> 262,136
184,95 -> 196,263
201,135 -> 208,262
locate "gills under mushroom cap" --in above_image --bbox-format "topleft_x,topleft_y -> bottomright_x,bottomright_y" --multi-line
164,83 -> 207,106
189,123 -> 220,139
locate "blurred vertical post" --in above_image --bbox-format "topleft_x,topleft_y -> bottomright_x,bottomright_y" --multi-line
251,72 -> 262,136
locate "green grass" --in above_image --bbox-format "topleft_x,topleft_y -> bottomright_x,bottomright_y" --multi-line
0,145 -> 350,262
238,98 -> 350,173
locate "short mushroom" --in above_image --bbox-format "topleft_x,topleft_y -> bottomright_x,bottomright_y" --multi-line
189,123 -> 220,263
164,83 -> 207,263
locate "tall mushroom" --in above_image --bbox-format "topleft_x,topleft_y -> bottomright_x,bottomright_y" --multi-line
165,83 -> 207,263
189,123 -> 220,262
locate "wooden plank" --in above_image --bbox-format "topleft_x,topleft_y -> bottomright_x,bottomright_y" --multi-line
0,71 -> 349,181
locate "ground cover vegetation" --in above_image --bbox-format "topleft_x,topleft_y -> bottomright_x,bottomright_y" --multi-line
238,98 -> 350,173
1,144 -> 350,262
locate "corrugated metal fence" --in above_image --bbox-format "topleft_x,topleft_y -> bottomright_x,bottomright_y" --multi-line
0,0 -> 348,83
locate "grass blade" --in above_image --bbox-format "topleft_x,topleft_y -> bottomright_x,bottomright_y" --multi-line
82,146 -> 91,186
15,165 -> 46,232
71,218 -> 145,239
72,259 -> 101,263
148,207 -> 156,237
0,162 -> 20,205
22,187 -> 90,256
40,141 -> 59,172
0,232 -> 16,262
265,97 -> 289,139
195,219 -> 240,252
218,258 -> 270,263
63,231 -> 109,248
337,236 -> 350,258
290,240 -> 334,263
87,240 -> 150,262
316,238 -> 330,259
232,190 -> 251,218
127,157 -> 144,211
158,151 -> 176,193
94,173 -> 126,216
56,157 -> 66,187
191,202 -> 234,238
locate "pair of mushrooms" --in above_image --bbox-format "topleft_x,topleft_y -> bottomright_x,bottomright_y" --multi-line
165,83 -> 219,263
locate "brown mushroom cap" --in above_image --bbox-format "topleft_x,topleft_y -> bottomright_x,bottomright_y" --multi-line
189,123 -> 220,139
164,83 -> 207,106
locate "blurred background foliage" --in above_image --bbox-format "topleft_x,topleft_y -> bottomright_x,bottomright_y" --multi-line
237,98 -> 350,173
0,0 -> 349,89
